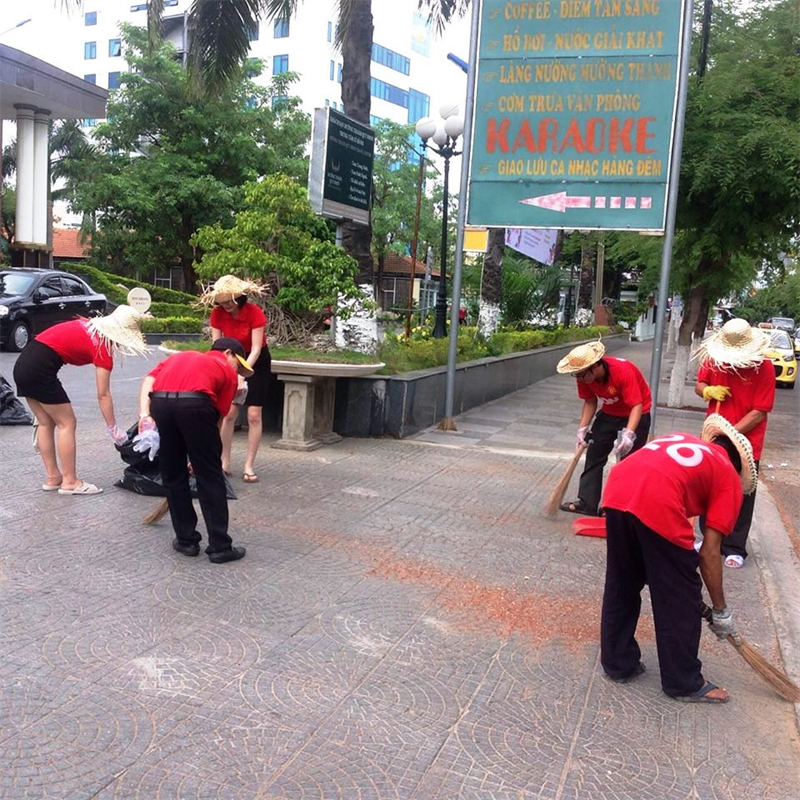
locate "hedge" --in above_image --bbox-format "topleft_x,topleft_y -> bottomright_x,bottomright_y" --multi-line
488,325 -> 618,355
141,316 -> 206,334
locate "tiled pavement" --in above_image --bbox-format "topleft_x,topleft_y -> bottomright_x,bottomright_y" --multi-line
1,344 -> 798,799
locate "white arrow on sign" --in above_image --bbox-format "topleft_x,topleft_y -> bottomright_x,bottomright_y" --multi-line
520,192 -> 652,213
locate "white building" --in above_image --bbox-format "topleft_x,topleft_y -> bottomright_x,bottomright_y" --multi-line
42,0 -> 470,131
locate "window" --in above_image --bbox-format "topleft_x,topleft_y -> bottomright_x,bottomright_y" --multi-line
324,98 -> 330,107
84,41 -> 97,60
274,18 -> 289,38
83,73 -> 96,85
329,60 -> 334,81
109,38 -> 122,57
372,44 -> 410,76
85,11 -> 97,25
272,54 -> 289,74
165,0 -> 179,5
82,119 -> 96,128
62,277 -> 87,296
370,77 -> 408,108
246,23 -> 259,42
337,63 -> 342,83
38,278 -> 65,300
370,115 -> 383,127
271,95 -> 288,110
130,3 -> 147,10
108,71 -> 122,89
327,21 -> 332,42
407,89 -> 430,124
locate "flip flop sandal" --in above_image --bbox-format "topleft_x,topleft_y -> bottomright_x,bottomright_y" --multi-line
607,662 -> 646,684
673,681 -> 729,704
42,482 -> 63,492
58,482 -> 103,496
724,555 -> 744,569
573,517 -> 607,538
559,500 -> 592,515
242,472 -> 260,483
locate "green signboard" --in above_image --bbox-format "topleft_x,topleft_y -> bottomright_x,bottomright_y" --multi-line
467,0 -> 686,231
309,108 -> 375,226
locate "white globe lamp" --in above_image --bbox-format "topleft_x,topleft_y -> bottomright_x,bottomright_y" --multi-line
444,115 -> 464,139
439,102 -> 459,120
415,116 -> 437,141
432,125 -> 448,146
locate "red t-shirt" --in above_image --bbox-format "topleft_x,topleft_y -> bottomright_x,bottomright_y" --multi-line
602,432 -> 743,549
209,302 -> 267,355
36,319 -> 113,371
696,361 -> 775,460
577,357 -> 652,417
148,350 -> 238,417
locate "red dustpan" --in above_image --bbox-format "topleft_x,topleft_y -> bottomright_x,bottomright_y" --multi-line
573,516 -> 607,538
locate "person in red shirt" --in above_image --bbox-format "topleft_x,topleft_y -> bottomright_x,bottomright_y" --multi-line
601,415 -> 757,703
556,341 -> 652,516
203,275 -> 269,483
694,319 -> 775,569
12,306 -> 147,495
138,338 -> 253,564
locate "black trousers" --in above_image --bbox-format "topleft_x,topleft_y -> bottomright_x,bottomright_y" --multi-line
150,396 -> 233,554
578,411 -> 651,515
719,461 -> 758,560
601,509 -> 706,697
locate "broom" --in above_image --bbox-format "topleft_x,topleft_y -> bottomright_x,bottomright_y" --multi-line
544,443 -> 587,518
701,603 -> 800,702
143,499 -> 169,525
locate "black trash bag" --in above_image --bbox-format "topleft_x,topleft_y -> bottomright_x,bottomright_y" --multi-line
0,375 -> 33,426
114,421 -> 236,500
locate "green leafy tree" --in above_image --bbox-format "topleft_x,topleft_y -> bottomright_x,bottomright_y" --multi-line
192,174 -> 365,341
63,27 -> 309,291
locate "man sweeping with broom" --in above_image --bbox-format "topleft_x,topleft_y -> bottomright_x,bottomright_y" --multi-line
600,414 -> 757,703
556,342 -> 652,516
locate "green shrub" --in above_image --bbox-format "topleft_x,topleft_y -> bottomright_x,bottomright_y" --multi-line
142,316 -> 205,334
74,264 -> 199,307
149,301 -> 203,318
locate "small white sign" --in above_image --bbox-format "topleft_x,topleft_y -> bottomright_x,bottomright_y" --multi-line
127,287 -> 152,313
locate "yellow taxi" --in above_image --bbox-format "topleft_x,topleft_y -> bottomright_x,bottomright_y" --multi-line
765,329 -> 797,390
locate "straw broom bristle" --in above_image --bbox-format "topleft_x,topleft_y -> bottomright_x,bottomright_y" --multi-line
545,447 -> 585,518
729,637 -> 800,703
143,498 -> 170,525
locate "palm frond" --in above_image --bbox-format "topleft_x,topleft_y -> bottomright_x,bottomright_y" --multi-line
186,0 -> 263,95
146,0 -> 165,52
417,0 -> 471,35
262,0 -> 300,22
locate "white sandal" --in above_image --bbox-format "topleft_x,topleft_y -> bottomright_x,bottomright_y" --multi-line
58,482 -> 103,496
42,482 -> 63,492
724,555 -> 744,569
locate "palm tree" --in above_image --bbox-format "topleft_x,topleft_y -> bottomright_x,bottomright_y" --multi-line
60,0 -> 470,283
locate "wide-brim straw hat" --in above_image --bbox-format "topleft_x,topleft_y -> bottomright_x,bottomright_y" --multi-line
556,341 -> 606,375
85,305 -> 148,357
693,318 -> 771,370
198,275 -> 265,307
701,413 -> 758,494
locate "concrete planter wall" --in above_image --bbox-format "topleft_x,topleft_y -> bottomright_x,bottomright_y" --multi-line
334,334 -> 628,439
145,332 -> 203,345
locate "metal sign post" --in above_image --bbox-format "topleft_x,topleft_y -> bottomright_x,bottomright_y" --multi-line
648,0 -> 695,436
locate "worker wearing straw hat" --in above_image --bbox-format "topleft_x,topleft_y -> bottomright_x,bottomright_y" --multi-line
13,305 -> 148,495
200,275 -> 269,484
600,415 -> 756,704
694,319 -> 775,569
556,341 -> 652,516
138,338 -> 253,563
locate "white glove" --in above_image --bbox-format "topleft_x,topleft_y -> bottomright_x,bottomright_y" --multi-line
132,429 -> 160,461
106,424 -> 128,445
612,427 -> 636,457
709,606 -> 740,643
576,425 -> 589,449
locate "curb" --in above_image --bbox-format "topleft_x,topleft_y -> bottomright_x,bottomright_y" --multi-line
751,481 -> 800,729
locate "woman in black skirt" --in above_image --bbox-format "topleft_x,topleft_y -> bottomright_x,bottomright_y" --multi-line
13,305 -> 147,495
204,275 -> 269,483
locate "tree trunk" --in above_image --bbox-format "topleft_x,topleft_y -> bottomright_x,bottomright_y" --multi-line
478,227 -> 504,337
340,0 -> 374,287
667,285 -> 706,407
578,239 -> 596,310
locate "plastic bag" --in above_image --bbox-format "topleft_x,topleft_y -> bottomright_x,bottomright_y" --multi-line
0,375 -> 33,426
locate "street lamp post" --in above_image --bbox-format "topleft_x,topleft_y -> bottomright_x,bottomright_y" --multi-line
415,106 -> 464,339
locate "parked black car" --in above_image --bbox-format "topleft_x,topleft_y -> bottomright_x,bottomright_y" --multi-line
0,268 -> 107,352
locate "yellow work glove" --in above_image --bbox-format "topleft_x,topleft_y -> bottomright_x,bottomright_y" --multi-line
702,385 -> 732,403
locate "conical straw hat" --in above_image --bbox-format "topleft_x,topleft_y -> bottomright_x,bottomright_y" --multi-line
198,275 -> 265,307
556,341 -> 606,375
85,305 -> 148,358
693,319 -> 771,370
701,413 -> 758,494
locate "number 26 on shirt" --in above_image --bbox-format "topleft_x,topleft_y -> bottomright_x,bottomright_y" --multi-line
644,434 -> 712,467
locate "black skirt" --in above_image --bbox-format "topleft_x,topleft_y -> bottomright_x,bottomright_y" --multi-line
243,348 -> 271,407
13,340 -> 70,405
